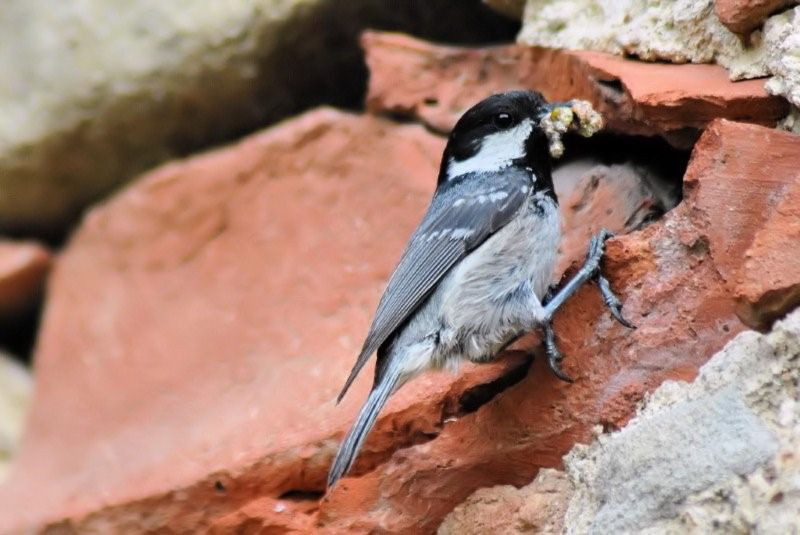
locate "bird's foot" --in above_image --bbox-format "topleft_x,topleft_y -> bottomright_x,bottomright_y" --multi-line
543,229 -> 634,328
586,230 -> 635,329
537,229 -> 634,381
537,230 -> 634,381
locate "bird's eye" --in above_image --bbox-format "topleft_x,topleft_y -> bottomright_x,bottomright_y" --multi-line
493,112 -> 513,128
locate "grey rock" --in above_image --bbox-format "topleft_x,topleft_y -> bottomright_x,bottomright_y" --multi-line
576,387 -> 777,533
765,7 -> 800,110
565,308 -> 800,534
0,0 -> 515,236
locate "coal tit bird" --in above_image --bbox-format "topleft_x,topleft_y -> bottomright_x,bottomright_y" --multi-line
328,90 -> 631,487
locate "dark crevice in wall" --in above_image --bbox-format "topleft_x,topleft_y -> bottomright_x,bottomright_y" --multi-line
554,131 -> 692,217
458,354 -> 533,414
0,293 -> 44,365
277,489 -> 326,502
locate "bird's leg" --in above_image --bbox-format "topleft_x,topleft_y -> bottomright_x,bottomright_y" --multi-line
537,230 -> 634,381
539,285 -> 572,382
490,319 -> 570,382
543,229 -> 633,325
542,230 -> 610,319
501,228 -> 632,382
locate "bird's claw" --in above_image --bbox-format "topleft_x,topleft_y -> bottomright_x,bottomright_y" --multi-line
586,229 -> 635,329
543,321 -> 573,383
587,228 -> 614,260
595,274 -> 636,329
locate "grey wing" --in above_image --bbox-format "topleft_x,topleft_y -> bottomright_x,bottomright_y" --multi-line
336,170 -> 531,402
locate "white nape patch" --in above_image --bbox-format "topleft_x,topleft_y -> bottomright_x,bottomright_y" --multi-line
447,118 -> 533,180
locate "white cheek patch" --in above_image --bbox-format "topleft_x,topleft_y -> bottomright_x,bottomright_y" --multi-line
446,118 -> 533,180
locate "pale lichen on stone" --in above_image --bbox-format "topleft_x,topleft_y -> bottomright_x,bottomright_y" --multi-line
765,7 -> 800,109
518,0 -> 769,79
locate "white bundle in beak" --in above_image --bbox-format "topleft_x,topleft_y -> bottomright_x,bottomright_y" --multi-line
539,100 -> 604,158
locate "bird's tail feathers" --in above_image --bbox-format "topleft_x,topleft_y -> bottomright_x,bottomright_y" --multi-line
327,359 -> 403,488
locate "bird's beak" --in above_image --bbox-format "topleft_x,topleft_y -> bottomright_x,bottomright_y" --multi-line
537,101 -> 570,120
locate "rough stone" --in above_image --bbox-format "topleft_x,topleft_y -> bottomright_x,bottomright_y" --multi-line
0,0 -> 516,236
563,307 -> 800,533
0,352 -> 31,482
678,119 -> 800,329
517,0 -> 768,80
437,469 -> 571,535
764,6 -> 800,108
0,240 -> 50,319
568,387 -> 778,532
514,1 -> 800,124
363,32 -> 522,134
363,31 -> 788,147
715,0 -> 798,34
735,181 -> 800,329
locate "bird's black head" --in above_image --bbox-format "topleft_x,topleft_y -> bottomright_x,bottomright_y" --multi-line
438,90 -> 554,191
